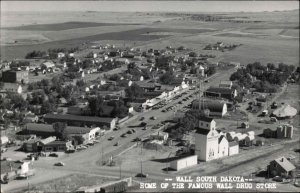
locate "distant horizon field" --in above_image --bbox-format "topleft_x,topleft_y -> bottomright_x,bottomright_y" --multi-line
3,21 -> 141,31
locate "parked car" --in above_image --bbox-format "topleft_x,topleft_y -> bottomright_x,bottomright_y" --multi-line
140,122 -> 147,127
49,153 -> 58,157
140,117 -> 145,121
54,162 -> 65,166
114,142 -> 119,146
150,116 -> 157,120
136,173 -> 148,178
121,133 -> 127,138
273,176 -> 283,182
127,130 -> 133,134
108,136 -> 115,140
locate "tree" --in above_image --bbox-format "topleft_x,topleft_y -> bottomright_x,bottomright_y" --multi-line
41,101 -> 54,114
125,83 -> 144,100
189,52 -> 198,57
53,122 -> 67,139
159,71 -> 175,84
88,96 -> 104,116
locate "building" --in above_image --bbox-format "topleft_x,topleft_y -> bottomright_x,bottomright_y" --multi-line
44,114 -> 117,130
192,100 -> 227,117
43,140 -> 73,152
219,81 -> 233,89
194,117 -> 219,161
24,123 -> 101,144
204,87 -> 237,100
41,61 -> 55,69
23,136 -> 56,152
263,128 -> 277,138
244,135 -> 255,146
218,135 -> 229,158
0,136 -> 9,145
241,122 -> 249,129
277,124 -> 294,139
149,132 -> 169,142
228,141 -> 239,156
268,157 -> 296,177
170,155 -> 198,171
57,52 -> 65,58
2,70 -> 29,84
23,113 -> 39,123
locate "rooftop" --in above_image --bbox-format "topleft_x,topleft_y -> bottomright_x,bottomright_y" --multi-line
44,114 -> 116,123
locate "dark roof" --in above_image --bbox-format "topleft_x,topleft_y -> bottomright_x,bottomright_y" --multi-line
192,100 -> 226,112
205,87 -> 235,95
45,141 -> 69,145
229,141 -> 238,147
198,116 -> 214,123
26,123 -> 55,133
195,127 -> 210,135
44,114 -> 115,123
25,123 -> 94,135
65,126 -> 93,134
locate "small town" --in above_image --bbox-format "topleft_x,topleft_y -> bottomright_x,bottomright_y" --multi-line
0,1 -> 299,193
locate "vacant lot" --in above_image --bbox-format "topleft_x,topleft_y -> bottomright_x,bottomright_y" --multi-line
21,174 -> 114,192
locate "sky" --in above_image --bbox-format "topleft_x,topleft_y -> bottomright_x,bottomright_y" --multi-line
1,1 -> 299,13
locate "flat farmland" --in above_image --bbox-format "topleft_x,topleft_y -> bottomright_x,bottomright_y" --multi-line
1,27 -> 215,59
4,21 -> 141,31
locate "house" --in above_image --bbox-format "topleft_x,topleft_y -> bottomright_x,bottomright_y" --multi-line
0,83 -> 23,94
218,135 -> 229,158
41,61 -> 55,69
228,141 -> 239,156
23,113 -> 39,123
204,87 -> 237,100
241,122 -> 249,129
192,100 -> 227,117
268,157 -> 296,177
170,155 -> 198,171
44,114 -> 117,130
0,136 -> 9,145
57,52 -> 65,58
2,70 -> 29,84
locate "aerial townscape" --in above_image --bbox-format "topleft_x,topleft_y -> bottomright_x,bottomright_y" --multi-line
0,1 -> 299,193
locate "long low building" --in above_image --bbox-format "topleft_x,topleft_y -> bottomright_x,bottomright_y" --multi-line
192,100 -> 227,117
44,114 -> 117,130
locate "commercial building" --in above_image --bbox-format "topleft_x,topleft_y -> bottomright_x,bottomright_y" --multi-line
204,87 -> 237,100
192,100 -> 227,117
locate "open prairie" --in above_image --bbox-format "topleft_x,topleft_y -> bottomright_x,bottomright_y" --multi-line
0,10 -> 299,67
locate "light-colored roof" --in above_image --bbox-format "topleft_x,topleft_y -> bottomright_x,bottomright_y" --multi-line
273,104 -> 297,118
273,157 -> 296,172
39,136 -> 56,145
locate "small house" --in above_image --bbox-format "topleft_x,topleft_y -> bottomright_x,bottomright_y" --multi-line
268,157 -> 296,177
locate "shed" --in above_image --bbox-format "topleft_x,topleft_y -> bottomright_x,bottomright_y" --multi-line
170,155 -> 198,171
228,141 -> 239,156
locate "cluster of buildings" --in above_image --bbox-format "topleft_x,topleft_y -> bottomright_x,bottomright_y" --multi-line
194,117 -> 240,162
22,123 -> 101,152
